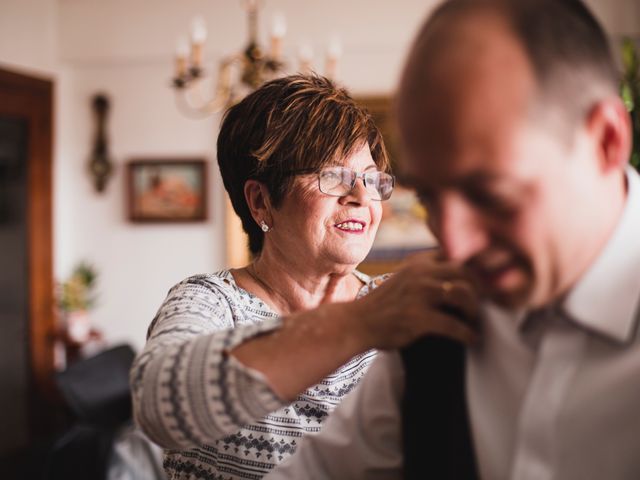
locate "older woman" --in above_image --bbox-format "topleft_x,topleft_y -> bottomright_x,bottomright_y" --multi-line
131,75 -> 476,480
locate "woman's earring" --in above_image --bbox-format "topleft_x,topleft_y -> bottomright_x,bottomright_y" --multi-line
260,221 -> 270,233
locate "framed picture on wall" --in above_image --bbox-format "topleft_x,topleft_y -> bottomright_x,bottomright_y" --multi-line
355,95 -> 437,275
126,158 -> 208,222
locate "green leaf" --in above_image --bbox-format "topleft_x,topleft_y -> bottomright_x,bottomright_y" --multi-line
58,261 -> 99,312
620,38 -> 640,172
622,83 -> 634,111
622,38 -> 639,73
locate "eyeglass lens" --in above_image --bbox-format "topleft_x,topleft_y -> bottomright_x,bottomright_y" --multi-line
318,167 -> 394,201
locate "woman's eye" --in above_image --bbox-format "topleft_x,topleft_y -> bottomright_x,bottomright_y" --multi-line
321,172 -> 341,187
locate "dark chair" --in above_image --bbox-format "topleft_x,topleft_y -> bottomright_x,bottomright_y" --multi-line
55,344 -> 135,428
43,344 -> 136,480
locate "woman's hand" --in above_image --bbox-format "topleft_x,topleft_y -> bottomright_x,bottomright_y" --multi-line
232,250 -> 479,400
347,250 -> 479,351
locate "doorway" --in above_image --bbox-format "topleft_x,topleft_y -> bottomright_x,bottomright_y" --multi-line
0,67 -> 55,459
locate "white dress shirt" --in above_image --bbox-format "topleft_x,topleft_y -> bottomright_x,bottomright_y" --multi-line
266,167 -> 640,480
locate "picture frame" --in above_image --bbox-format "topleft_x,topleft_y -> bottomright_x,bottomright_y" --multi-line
126,158 -> 208,222
355,95 -> 436,275
354,95 -> 402,166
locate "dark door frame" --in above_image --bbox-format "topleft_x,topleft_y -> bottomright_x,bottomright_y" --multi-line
0,67 -> 55,435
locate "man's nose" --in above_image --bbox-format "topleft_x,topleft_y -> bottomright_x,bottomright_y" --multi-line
431,193 -> 489,262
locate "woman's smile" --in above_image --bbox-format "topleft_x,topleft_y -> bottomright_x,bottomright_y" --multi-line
334,218 -> 367,234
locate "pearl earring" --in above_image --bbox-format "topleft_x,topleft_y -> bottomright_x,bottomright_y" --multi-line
260,221 -> 270,233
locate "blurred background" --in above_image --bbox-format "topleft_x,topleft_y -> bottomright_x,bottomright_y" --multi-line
1,0 -> 639,477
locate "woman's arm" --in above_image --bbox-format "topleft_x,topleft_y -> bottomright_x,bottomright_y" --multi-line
130,276 -> 286,450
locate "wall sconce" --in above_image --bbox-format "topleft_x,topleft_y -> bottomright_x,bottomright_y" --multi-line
88,93 -> 114,193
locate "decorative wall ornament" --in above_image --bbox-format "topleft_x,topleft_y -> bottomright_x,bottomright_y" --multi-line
88,93 -> 114,193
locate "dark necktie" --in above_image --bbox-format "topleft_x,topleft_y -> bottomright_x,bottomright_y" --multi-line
400,335 -> 479,480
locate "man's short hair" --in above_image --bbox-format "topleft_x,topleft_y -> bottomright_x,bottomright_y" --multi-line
217,74 -> 389,255
410,0 -> 619,125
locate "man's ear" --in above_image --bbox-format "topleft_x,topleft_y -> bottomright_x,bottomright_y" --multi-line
244,179 -> 273,227
586,96 -> 632,173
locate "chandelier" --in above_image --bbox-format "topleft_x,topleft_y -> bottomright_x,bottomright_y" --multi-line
172,0 -> 342,118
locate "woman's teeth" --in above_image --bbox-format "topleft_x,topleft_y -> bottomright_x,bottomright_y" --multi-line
336,222 -> 364,231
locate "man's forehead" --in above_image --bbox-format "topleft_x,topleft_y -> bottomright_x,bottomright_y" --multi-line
398,7 -> 534,120
396,7 -> 537,191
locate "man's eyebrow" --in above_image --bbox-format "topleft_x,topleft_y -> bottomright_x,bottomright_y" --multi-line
458,171 -> 503,187
396,169 -> 504,192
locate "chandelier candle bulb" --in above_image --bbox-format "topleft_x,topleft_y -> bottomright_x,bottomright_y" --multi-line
191,43 -> 203,70
270,13 -> 287,59
191,15 -> 208,44
327,35 -> 342,60
270,35 -> 283,60
190,16 -> 207,69
175,37 -> 190,78
298,44 -> 314,73
325,36 -> 342,79
325,56 -> 337,79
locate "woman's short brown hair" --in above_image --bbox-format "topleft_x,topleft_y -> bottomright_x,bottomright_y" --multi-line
217,74 -> 390,255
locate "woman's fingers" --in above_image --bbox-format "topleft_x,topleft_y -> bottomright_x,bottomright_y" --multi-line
434,278 -> 480,326
421,308 -> 478,346
356,253 -> 481,350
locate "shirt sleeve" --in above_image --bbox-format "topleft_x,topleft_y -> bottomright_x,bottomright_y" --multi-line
265,351 -> 405,480
130,276 -> 286,450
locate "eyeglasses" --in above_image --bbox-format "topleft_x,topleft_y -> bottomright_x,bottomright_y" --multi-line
289,166 -> 395,201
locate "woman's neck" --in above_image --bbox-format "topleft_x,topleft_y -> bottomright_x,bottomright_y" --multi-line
237,248 -> 363,316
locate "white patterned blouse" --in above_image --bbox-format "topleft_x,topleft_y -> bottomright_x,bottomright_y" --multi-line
130,269 -> 382,480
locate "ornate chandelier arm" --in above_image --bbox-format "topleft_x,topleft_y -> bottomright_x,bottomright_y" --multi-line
174,56 -> 240,118
171,0 -> 340,118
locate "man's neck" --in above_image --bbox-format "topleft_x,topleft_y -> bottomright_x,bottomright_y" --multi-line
562,171 -> 628,300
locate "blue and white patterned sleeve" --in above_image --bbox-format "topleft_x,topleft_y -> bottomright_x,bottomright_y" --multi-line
130,275 -> 286,450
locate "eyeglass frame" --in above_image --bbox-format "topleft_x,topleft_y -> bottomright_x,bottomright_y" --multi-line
284,165 -> 395,201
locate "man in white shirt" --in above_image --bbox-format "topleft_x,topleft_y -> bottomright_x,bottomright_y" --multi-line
266,0 -> 640,478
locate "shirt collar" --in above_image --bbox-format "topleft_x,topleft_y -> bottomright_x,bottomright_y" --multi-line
561,167 -> 640,343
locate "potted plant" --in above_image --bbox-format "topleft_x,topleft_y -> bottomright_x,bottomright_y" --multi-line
58,262 -> 98,343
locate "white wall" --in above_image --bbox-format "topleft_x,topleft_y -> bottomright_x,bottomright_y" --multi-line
2,0 -> 638,352
0,0 -> 58,76
54,61 -> 224,350
586,0 -> 640,37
